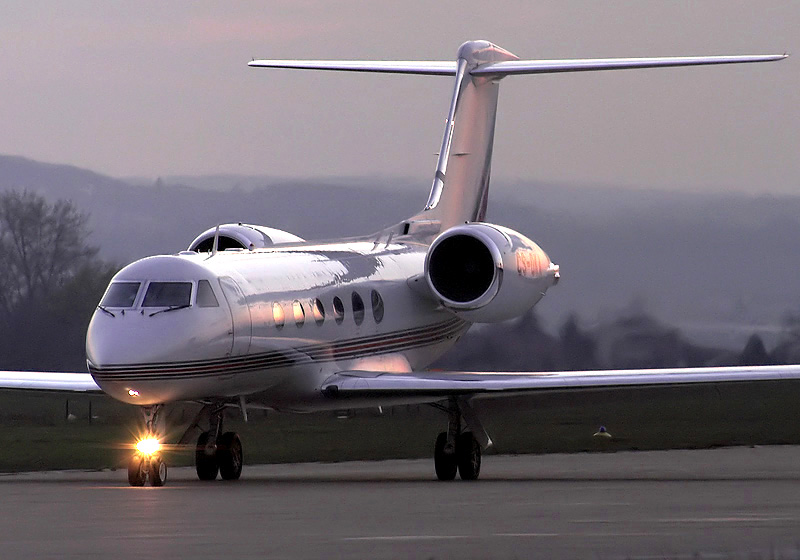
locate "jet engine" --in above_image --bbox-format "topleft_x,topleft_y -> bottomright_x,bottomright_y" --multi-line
188,223 -> 304,252
424,223 -> 559,322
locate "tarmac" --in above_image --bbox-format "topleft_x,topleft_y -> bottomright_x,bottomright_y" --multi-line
2,446 -> 800,559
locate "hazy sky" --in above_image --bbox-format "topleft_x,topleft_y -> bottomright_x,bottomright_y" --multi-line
1,1 -> 798,194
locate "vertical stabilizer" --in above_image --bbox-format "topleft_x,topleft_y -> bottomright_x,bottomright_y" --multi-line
249,42 -> 786,237
413,41 -> 518,230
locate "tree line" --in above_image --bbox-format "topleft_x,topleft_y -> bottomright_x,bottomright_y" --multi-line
0,190 -> 115,371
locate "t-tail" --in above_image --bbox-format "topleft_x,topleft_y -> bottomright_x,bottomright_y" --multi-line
250,41 -> 786,233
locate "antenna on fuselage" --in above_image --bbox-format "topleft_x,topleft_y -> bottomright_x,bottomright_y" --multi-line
211,225 -> 220,257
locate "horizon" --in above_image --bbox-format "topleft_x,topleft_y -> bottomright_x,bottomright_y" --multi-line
4,152 -> 799,204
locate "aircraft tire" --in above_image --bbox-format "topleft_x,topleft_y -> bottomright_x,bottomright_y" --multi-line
434,432 -> 457,481
128,454 -> 147,487
149,455 -> 167,487
456,432 -> 481,480
195,431 -> 219,481
217,432 -> 243,481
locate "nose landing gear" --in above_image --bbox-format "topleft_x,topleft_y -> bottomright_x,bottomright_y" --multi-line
128,405 -> 168,487
128,451 -> 168,487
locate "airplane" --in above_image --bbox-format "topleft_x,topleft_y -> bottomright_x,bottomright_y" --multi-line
0,40 -> 793,487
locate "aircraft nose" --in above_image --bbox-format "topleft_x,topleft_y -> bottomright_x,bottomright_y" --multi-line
86,303 -> 234,367
86,302 -> 235,404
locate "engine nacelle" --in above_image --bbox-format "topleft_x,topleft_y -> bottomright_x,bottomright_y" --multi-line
188,223 -> 304,252
424,223 -> 559,322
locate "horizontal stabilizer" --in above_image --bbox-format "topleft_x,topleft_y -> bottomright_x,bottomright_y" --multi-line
248,60 -> 458,75
471,54 -> 788,76
249,54 -> 786,77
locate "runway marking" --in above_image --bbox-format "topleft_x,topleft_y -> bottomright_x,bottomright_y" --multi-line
657,515 -> 799,524
100,533 -> 209,540
492,533 -> 560,538
344,533 -> 564,542
509,501 -> 633,507
617,554 -> 728,560
343,535 -> 470,542
345,532 -> 679,542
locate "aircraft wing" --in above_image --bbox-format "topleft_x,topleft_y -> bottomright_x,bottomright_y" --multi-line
0,371 -> 101,393
321,365 -> 800,401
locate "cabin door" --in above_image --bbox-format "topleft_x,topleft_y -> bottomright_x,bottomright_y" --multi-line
219,276 -> 252,356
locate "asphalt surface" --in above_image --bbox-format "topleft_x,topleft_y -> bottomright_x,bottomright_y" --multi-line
2,447 -> 800,559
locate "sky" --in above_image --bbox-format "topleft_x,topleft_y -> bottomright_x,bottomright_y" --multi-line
1,1 -> 798,195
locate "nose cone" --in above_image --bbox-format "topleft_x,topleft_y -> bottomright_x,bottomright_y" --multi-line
86,308 -> 233,367
86,254 -> 234,403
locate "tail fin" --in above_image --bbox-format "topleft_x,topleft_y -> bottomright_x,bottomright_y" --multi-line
416,41 -> 516,229
250,43 -> 786,232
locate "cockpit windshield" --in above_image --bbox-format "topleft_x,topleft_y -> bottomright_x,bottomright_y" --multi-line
142,282 -> 192,307
101,282 -> 141,308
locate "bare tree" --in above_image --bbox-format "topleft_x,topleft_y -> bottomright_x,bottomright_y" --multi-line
0,190 -> 98,319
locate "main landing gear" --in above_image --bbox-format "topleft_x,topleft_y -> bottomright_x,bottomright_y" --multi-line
194,405 -> 243,482
432,398 -> 487,481
128,405 -> 168,487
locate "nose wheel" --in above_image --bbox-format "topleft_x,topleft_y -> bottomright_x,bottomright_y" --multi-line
128,404 -> 169,487
128,451 -> 168,487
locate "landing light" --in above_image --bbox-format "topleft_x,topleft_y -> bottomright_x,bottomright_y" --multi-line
128,389 -> 140,397
135,438 -> 161,455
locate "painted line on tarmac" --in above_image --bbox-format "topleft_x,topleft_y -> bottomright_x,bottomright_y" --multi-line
344,533 -> 562,542
343,535 -> 470,542
492,533 -> 560,538
656,515 -> 800,523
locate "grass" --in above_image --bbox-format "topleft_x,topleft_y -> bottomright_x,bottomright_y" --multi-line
1,380 -> 800,472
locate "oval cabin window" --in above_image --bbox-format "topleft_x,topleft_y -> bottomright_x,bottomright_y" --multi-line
371,290 -> 384,323
352,292 -> 365,326
293,300 -> 305,327
332,296 -> 344,325
313,298 -> 325,326
272,302 -> 285,329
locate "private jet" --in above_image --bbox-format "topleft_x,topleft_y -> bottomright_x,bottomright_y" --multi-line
0,40 -> 792,486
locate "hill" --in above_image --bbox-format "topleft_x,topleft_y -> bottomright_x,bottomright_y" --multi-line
2,154 -> 799,347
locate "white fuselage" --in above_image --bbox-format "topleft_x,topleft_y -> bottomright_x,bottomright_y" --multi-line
87,236 -> 522,410
87,232 -> 556,411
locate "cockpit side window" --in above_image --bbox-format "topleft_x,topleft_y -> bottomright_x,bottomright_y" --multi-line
196,280 -> 220,307
142,282 -> 192,307
101,282 -> 140,308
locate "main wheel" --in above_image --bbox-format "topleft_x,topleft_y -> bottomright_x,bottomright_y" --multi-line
149,455 -> 168,487
456,432 -> 481,481
434,432 -> 457,481
217,432 -> 243,481
128,454 -> 147,487
195,431 -> 219,481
